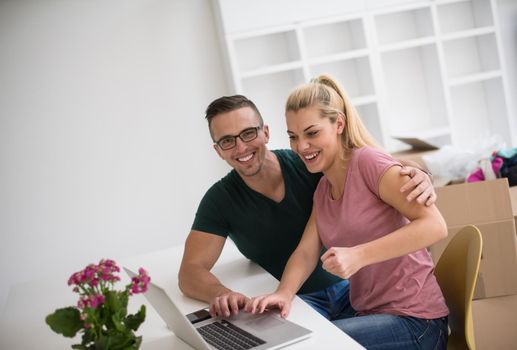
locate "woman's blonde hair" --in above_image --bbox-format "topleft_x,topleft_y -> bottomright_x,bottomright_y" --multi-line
285,74 -> 379,151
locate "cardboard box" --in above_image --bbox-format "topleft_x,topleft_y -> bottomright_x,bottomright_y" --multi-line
431,178 -> 517,299
472,294 -> 517,349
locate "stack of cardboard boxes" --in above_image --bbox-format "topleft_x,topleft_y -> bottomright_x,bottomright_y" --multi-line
435,179 -> 517,350
394,148 -> 517,349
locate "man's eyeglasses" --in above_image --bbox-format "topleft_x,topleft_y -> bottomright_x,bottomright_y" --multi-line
214,126 -> 262,150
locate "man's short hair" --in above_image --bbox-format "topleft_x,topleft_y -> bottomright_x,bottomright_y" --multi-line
205,95 -> 263,137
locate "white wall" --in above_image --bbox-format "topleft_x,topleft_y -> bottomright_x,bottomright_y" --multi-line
0,0 -> 230,311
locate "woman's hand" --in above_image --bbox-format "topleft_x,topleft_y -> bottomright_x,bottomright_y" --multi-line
244,290 -> 295,318
321,246 -> 364,279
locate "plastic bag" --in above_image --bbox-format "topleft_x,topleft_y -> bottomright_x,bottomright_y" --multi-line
422,135 -> 505,182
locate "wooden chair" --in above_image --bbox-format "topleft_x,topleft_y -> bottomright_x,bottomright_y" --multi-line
434,224 -> 483,350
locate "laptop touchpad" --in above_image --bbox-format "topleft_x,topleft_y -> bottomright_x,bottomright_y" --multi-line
245,314 -> 285,331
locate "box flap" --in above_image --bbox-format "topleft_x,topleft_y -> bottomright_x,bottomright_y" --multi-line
392,137 -> 440,150
435,178 -> 513,226
391,149 -> 438,170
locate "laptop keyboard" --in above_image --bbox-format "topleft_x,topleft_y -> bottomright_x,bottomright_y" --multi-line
198,320 -> 266,350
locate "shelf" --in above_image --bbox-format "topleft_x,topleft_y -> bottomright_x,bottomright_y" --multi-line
375,6 -> 434,45
240,61 -> 304,78
450,77 -> 511,147
228,24 -> 297,40
303,18 -> 366,59
233,30 -> 300,72
392,126 -> 452,140
440,26 -> 495,42
381,43 -> 449,137
352,95 -> 377,106
378,36 -> 436,53
307,49 -> 370,66
443,33 -> 500,79
437,0 -> 494,35
309,56 -> 375,98
448,70 -> 502,87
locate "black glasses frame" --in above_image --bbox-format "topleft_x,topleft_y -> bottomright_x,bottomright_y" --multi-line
214,126 -> 262,150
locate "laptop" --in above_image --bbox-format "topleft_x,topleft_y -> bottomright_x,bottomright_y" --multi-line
124,267 -> 312,350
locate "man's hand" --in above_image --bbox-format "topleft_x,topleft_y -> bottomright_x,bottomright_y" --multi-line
209,291 -> 250,318
399,167 -> 436,206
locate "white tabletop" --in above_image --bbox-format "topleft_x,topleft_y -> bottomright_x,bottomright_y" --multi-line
0,241 -> 364,349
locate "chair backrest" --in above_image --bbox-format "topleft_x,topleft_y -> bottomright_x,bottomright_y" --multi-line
434,224 -> 483,350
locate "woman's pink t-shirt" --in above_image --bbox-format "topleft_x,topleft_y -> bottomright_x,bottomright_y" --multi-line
314,146 -> 448,319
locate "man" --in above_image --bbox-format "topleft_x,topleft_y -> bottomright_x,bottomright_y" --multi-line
178,95 -> 435,320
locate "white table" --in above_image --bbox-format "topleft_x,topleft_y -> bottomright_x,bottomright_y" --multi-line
0,242 -> 364,349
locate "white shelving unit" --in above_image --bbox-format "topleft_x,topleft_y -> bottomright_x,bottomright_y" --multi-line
213,0 -> 515,151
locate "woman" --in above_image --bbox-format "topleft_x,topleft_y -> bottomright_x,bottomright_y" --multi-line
245,75 -> 449,349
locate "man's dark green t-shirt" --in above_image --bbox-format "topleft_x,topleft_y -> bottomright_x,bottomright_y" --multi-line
192,149 -> 341,294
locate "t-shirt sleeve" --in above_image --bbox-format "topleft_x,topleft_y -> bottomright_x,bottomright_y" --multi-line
191,184 -> 230,238
357,146 -> 402,197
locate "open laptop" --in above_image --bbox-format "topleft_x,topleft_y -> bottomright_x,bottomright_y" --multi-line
124,267 -> 312,350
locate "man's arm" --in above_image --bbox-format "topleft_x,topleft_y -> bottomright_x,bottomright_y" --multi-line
178,230 -> 249,317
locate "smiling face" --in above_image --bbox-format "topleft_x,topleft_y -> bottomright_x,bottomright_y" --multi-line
286,105 -> 344,174
210,106 -> 269,177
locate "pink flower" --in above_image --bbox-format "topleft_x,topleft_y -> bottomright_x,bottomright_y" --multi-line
68,272 -> 81,286
89,294 -> 105,308
130,268 -> 151,294
82,265 -> 96,282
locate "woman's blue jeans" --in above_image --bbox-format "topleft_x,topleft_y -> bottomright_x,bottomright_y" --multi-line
298,279 -> 355,320
299,280 -> 448,349
333,314 -> 448,350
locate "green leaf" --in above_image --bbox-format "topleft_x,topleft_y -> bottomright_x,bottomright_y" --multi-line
111,313 -> 125,332
94,334 -> 110,350
105,291 -> 128,319
124,305 -> 146,331
71,344 -> 88,350
106,332 -> 133,350
45,307 -> 83,338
